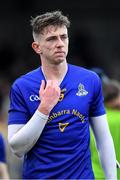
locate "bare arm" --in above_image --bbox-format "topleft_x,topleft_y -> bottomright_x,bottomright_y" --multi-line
90,114 -> 117,179
8,80 -> 60,157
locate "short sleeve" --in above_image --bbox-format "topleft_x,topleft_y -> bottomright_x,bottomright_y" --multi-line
0,134 -> 6,163
8,83 -> 29,125
89,74 -> 106,117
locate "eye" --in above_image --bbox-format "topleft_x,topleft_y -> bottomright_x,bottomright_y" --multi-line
61,35 -> 68,40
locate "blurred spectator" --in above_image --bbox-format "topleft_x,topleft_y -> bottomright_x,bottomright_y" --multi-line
0,133 -> 9,179
103,80 -> 120,110
0,75 -> 23,179
90,68 -> 120,179
0,75 -> 10,121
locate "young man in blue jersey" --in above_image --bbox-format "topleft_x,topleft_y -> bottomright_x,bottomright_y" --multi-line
8,11 -> 117,179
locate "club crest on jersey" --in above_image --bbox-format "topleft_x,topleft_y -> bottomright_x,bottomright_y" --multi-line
76,83 -> 88,96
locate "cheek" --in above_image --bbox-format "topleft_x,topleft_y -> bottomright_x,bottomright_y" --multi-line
42,45 -> 52,53
65,40 -> 69,48
65,43 -> 69,53
42,46 -> 54,57
45,44 -> 54,51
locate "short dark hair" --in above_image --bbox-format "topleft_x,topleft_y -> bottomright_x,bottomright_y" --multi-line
30,10 -> 70,39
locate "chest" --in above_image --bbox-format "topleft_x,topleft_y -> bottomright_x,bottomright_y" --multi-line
25,81 -> 93,120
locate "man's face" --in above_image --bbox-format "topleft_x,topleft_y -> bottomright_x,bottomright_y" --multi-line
37,25 -> 69,65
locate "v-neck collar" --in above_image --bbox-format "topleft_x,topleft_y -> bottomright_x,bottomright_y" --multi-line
39,64 -> 69,87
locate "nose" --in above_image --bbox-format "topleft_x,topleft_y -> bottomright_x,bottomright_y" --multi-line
56,37 -> 64,47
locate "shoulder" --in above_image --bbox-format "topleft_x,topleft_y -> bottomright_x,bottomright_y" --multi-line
68,64 -> 100,80
11,67 -> 41,90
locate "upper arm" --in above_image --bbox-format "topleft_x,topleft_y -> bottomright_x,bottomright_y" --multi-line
89,73 -> 106,117
8,83 -> 29,126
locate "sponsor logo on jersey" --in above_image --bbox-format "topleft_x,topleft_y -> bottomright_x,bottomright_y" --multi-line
29,95 -> 40,101
76,83 -> 88,96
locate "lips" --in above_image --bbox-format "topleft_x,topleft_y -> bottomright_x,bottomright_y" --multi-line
55,51 -> 65,55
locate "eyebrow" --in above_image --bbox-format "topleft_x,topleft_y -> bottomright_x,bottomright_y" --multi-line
46,33 -> 68,40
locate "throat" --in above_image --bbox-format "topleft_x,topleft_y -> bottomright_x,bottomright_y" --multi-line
41,64 -> 68,85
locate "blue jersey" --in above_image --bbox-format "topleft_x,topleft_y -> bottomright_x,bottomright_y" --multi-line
0,133 -> 6,163
8,64 -> 106,179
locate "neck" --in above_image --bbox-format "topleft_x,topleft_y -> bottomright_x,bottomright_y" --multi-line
41,61 -> 68,84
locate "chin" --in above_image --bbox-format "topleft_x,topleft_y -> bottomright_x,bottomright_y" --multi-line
55,58 -> 66,64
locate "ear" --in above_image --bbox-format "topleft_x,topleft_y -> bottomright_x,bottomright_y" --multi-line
32,42 -> 42,54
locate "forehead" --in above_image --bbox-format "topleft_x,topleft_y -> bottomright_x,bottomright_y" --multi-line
41,25 -> 68,37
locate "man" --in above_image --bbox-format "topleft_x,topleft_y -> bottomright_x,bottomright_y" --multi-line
0,133 -> 9,179
8,11 -> 117,179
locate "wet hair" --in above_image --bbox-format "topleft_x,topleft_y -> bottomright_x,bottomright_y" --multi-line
30,10 -> 70,40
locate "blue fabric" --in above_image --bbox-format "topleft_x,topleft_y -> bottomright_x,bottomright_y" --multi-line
0,133 -> 6,163
8,64 -> 106,179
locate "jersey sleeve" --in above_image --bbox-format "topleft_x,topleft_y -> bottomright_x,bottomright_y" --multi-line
0,134 -> 6,163
8,82 -> 29,125
89,73 -> 106,117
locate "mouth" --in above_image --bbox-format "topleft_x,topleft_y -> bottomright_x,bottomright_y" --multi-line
55,51 -> 65,55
